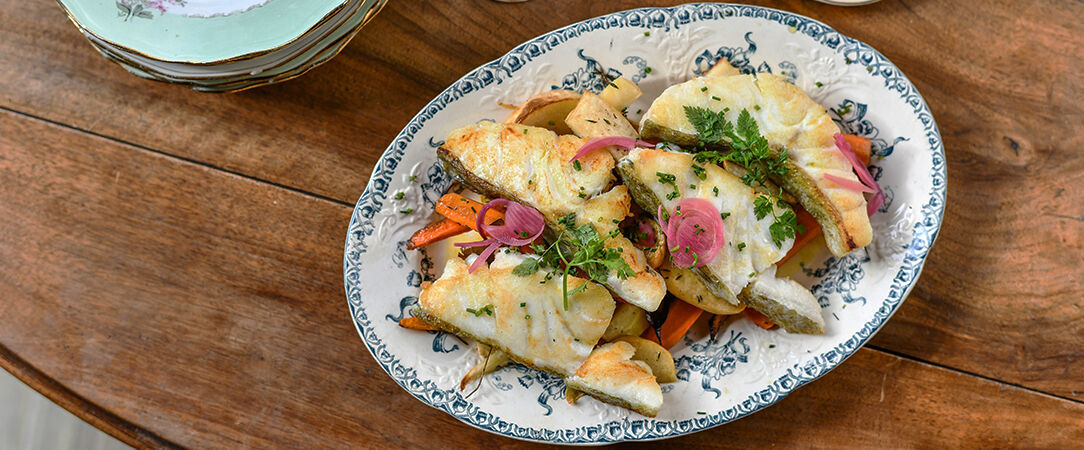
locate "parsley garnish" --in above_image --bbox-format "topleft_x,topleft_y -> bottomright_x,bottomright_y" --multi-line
573,160 -> 582,171
737,242 -> 746,252
686,106 -> 800,246
512,213 -> 635,310
754,196 -> 804,247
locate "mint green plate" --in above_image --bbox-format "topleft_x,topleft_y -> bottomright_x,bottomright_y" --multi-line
58,0 -> 348,63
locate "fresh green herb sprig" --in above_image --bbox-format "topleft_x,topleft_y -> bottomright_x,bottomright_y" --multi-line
686,106 -> 802,246
753,196 -> 805,247
512,213 -> 635,310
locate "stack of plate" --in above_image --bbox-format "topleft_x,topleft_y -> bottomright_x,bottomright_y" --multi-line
57,0 -> 387,92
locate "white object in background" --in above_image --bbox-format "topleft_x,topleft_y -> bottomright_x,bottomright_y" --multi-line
0,369 -> 129,450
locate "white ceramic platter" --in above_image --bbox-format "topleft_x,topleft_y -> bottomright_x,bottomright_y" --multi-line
344,3 -> 945,444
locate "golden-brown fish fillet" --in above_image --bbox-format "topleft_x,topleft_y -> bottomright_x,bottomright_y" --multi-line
438,121 -> 666,311
639,73 -> 872,257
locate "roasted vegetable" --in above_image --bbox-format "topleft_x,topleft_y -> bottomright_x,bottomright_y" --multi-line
459,344 -> 511,390
505,90 -> 581,135
602,303 -> 651,341
598,77 -> 643,112
660,259 -> 745,316
614,336 -> 677,383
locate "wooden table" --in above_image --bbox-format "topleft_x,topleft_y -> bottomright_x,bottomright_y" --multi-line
1,0 -> 1080,447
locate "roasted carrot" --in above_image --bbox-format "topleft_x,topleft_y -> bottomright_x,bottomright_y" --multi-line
842,134 -> 873,166
407,218 -> 471,250
435,193 -> 504,231
742,308 -> 775,330
643,300 -> 704,349
399,316 -> 438,331
777,207 -> 822,267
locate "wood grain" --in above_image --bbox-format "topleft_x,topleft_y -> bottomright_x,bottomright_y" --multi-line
7,0 -> 1077,399
0,109 -> 1080,448
0,0 -> 1081,446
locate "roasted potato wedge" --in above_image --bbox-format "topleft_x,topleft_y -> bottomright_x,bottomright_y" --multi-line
459,344 -> 511,390
598,77 -> 643,112
661,259 -> 746,315
504,90 -> 581,135
566,91 -> 638,141
613,336 -> 677,383
602,303 -> 651,341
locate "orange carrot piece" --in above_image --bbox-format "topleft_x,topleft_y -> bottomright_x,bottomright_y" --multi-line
398,316 -> 438,331
434,193 -> 503,231
777,207 -> 822,267
743,308 -> 775,330
643,300 -> 704,349
842,134 -> 872,166
407,218 -> 471,250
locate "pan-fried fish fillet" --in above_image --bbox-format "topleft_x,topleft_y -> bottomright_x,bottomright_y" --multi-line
639,73 -> 872,257
565,341 -> 664,417
418,252 -> 665,415
438,121 -> 666,311
618,148 -> 790,302
417,252 -> 615,375
617,148 -> 824,334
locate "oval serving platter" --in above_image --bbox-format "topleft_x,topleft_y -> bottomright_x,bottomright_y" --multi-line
344,3 -> 945,444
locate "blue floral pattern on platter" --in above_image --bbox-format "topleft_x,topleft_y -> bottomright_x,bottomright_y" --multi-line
344,3 -> 945,444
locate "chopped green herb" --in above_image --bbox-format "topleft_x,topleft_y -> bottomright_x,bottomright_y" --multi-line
399,208 -> 414,214
645,67 -> 653,74
578,192 -> 587,198
525,314 -> 531,320
655,171 -> 680,200
713,186 -> 719,197
585,119 -> 598,124
697,411 -> 706,415
689,184 -> 697,189
737,242 -> 746,252
769,344 -> 776,348
711,95 -> 721,101
512,258 -> 539,276
394,192 -> 404,200
520,302 -> 526,307
691,163 -> 707,180
636,109 -> 642,114
409,175 -> 417,182
700,86 -> 708,92
572,160 -> 582,171
644,31 -> 650,36
754,104 -> 761,111
720,212 -> 731,220
466,305 -> 494,316
815,81 -> 823,88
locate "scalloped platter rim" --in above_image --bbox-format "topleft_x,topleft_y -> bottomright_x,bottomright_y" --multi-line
343,3 -> 945,445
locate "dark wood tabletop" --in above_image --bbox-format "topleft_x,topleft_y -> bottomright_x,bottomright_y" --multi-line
1,0 -> 1081,447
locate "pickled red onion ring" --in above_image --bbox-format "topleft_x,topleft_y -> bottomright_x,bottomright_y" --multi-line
833,133 -> 884,215
570,136 -> 655,162
455,198 -> 545,273
657,198 -> 725,268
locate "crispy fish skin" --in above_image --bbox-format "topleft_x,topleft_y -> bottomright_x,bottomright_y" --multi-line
565,341 -> 663,417
616,149 -> 824,334
438,121 -> 666,311
417,253 -> 615,376
639,73 -> 872,257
